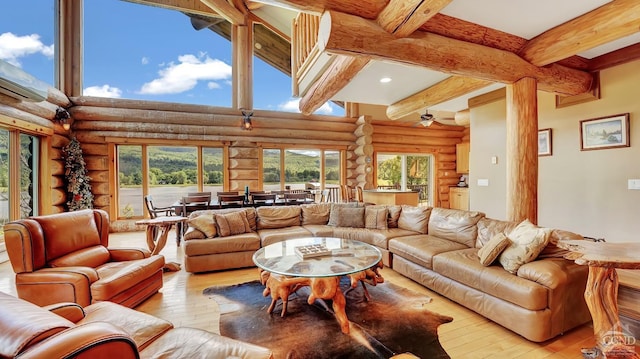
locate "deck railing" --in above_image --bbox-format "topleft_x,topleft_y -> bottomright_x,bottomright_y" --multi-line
291,13 -> 320,96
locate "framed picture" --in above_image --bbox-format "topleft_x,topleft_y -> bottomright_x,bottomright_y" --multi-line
538,128 -> 552,156
580,113 -> 630,151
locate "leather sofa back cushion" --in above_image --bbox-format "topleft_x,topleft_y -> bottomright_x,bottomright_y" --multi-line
256,206 -> 301,229
428,208 -> 485,247
49,245 -> 110,268
215,212 -> 252,237
476,217 -> 518,248
540,229 -> 584,258
300,203 -> 331,225
0,291 -> 74,357
34,210 -> 102,261
397,205 -> 431,234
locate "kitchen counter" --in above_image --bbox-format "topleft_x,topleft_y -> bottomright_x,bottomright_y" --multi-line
362,189 -> 419,206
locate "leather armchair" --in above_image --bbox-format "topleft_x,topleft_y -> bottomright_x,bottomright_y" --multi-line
0,291 -> 273,359
3,209 -> 165,307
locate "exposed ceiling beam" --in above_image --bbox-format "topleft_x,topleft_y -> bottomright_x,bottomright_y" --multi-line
200,0 -> 246,25
248,0 -> 387,18
299,0 -> 449,115
386,76 -> 492,120
318,10 -> 593,96
519,0 -> 640,66
589,42 -> 640,72
122,0 -> 220,17
376,0 -> 452,37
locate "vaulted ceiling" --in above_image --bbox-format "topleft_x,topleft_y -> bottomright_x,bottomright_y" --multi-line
127,0 -> 640,121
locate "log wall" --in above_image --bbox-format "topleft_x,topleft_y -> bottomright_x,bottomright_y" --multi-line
372,120 -> 465,207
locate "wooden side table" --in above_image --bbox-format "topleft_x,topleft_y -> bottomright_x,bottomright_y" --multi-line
557,240 -> 640,358
136,216 -> 187,272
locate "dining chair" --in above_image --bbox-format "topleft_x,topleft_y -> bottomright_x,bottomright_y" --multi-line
218,194 -> 246,208
187,191 -> 212,197
284,192 -> 311,205
181,194 -> 212,215
251,193 -> 277,206
216,191 -> 239,196
144,195 -> 176,219
319,189 -> 330,203
340,184 -> 356,203
356,186 -> 364,203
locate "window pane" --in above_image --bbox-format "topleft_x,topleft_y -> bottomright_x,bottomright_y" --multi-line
19,134 -> 38,218
118,145 -> 143,218
202,147 -> 223,194
0,1 -> 55,85
0,129 -> 8,240
263,149 -> 281,191
284,149 -> 320,190
406,155 -> 430,205
84,0 -> 232,106
148,146 -> 197,207
376,154 -> 401,189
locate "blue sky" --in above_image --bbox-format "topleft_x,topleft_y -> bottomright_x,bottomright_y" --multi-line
0,0 -> 341,115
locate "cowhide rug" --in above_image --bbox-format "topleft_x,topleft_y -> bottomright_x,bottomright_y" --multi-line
203,277 -> 452,359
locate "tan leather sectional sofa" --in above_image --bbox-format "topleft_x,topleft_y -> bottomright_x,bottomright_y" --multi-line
182,203 -> 592,342
0,290 -> 273,358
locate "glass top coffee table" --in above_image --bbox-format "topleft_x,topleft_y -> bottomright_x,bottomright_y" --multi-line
252,237 -> 383,334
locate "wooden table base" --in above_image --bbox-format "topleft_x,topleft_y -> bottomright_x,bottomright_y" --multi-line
137,216 -> 187,272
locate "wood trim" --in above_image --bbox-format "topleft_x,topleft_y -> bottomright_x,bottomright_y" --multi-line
589,42 -> 640,72
103,137 -> 226,146
468,87 -> 506,108
0,114 -> 54,136
555,72 -> 600,109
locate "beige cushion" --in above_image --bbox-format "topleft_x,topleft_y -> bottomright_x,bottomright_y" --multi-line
397,205 -> 431,234
478,233 -> 511,266
300,203 -> 331,225
365,207 -> 388,230
498,219 -> 552,274
335,207 -> 365,228
188,214 -> 217,238
215,211 -> 252,237
387,205 -> 402,228
256,206 -> 301,229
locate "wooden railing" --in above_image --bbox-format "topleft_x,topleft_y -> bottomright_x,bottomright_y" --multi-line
292,13 -> 320,96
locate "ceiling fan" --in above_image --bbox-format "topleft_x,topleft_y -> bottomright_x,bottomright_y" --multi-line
414,109 -> 455,127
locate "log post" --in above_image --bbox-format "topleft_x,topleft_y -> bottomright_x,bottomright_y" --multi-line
506,77 -> 538,224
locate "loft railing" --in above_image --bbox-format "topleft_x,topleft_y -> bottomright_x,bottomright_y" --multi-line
291,12 -> 320,97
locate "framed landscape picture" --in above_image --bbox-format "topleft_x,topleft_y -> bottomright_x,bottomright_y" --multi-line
580,113 -> 630,151
538,128 -> 552,156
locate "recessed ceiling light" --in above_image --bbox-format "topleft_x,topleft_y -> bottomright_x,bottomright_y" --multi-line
379,77 -> 392,83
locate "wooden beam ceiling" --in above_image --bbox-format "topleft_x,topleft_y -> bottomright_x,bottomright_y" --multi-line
318,10 -> 593,95
519,0 -> 640,67
200,0 -> 246,25
122,0 -> 221,17
299,0 -> 451,115
387,76 -> 491,120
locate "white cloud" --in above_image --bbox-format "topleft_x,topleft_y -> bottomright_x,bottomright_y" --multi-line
278,98 -> 334,115
0,32 -> 54,67
139,53 -> 231,95
141,56 -> 149,65
84,85 -> 122,98
207,82 -> 220,89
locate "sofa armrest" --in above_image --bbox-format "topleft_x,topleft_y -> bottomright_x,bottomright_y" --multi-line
108,248 -> 151,261
19,322 -> 138,359
16,268 -> 98,306
43,302 -> 85,323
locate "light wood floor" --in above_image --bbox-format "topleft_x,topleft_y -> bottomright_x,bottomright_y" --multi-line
0,230 -> 599,358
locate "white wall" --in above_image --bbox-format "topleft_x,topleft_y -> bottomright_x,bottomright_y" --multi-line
469,60 -> 640,243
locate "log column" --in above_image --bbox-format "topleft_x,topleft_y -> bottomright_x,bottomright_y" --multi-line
506,77 -> 538,224
232,23 -> 252,110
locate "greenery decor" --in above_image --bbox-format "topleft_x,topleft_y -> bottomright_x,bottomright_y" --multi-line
63,137 -> 94,211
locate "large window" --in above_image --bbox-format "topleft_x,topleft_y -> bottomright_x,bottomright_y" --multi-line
116,144 -> 224,219
263,148 -> 341,192
377,153 -> 432,205
0,128 -> 41,247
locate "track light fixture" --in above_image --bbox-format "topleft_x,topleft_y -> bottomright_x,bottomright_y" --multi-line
55,107 -> 71,131
241,109 -> 253,131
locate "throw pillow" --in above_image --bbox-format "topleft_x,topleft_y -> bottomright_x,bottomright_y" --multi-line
183,227 -> 206,240
187,214 -> 217,238
327,203 -> 359,226
333,207 -> 366,228
300,203 -> 331,225
498,219 -> 552,274
478,233 -> 511,266
215,211 -> 252,237
387,205 -> 402,228
365,207 -> 388,230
